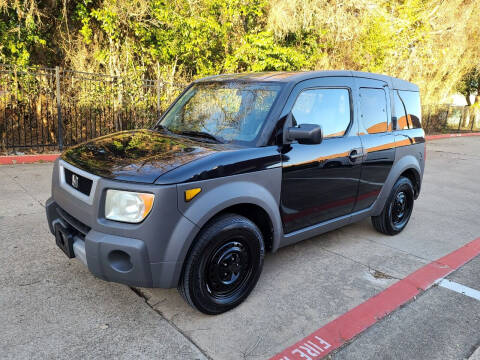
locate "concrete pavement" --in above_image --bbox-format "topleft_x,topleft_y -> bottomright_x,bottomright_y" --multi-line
1,136 -> 479,359
137,137 -> 480,359
0,164 -> 207,359
333,255 -> 480,360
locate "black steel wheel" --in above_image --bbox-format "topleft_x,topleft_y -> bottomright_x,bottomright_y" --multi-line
178,213 -> 264,315
372,176 -> 415,235
205,240 -> 253,299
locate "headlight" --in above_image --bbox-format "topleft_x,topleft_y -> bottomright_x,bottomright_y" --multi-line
105,190 -> 154,223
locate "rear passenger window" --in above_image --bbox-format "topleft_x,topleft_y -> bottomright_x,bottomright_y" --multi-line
394,91 -> 409,130
398,90 -> 422,129
292,88 -> 351,138
359,88 -> 388,134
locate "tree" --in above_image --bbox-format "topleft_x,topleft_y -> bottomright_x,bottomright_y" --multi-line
0,1 -> 69,67
1,0 -> 480,105
457,68 -> 480,106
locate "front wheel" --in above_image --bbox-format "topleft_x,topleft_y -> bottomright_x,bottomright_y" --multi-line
372,176 -> 415,235
178,214 -> 265,315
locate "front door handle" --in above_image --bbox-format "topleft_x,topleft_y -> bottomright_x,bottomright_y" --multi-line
349,149 -> 364,161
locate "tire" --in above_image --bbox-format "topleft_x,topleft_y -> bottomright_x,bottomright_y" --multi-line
178,213 -> 265,315
371,176 -> 415,235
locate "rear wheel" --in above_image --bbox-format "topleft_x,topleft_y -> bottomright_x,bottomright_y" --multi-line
372,176 -> 415,235
178,214 -> 264,315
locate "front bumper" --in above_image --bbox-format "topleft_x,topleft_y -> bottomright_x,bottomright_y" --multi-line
46,159 -> 200,288
46,198 -> 154,287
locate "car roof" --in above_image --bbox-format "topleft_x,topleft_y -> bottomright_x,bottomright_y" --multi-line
195,71 -> 418,92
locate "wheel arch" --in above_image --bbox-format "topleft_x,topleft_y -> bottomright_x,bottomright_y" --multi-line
213,203 -> 275,251
399,167 -> 421,198
166,175 -> 283,286
371,154 -> 422,216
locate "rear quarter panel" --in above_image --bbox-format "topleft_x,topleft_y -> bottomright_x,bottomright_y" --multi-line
370,128 -> 425,216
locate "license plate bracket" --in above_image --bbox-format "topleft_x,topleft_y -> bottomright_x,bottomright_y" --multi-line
54,222 -> 75,258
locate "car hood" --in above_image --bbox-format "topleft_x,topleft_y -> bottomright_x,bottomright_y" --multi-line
61,130 -> 222,183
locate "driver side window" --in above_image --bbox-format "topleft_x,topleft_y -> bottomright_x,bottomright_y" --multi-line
292,88 -> 351,138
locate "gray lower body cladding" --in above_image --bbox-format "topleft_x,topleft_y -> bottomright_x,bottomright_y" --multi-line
47,159 -> 283,288
47,159 -> 197,288
46,198 -> 190,288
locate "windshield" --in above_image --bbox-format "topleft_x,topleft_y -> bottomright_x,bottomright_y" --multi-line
157,82 -> 282,144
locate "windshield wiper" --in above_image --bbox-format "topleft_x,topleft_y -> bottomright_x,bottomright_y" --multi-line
153,124 -> 172,133
176,130 -> 223,144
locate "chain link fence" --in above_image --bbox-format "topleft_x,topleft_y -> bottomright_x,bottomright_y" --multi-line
1,64 -> 479,154
0,64 -> 186,153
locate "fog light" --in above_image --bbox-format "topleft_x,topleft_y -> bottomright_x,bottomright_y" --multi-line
108,250 -> 133,272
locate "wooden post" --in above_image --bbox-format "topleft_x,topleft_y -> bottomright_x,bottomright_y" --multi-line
156,79 -> 162,120
457,106 -> 462,132
444,105 -> 450,132
55,66 -> 63,150
470,107 -> 475,131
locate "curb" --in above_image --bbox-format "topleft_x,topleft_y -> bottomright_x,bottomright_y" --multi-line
425,132 -> 480,140
0,154 -> 60,165
270,237 -> 480,360
0,132 -> 479,165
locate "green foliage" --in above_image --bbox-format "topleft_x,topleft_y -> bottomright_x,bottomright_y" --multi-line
0,1 -> 63,67
225,31 -> 306,72
353,16 -> 396,73
0,4 -> 38,66
457,68 -> 480,106
1,0 -> 480,104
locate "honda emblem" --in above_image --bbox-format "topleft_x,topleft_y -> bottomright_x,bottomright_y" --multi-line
71,174 -> 79,189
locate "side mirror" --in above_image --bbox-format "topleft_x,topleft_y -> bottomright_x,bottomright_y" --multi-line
286,124 -> 323,144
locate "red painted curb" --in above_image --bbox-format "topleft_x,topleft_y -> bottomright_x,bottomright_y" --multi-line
270,237 -> 480,360
425,132 -> 480,140
0,154 -> 60,165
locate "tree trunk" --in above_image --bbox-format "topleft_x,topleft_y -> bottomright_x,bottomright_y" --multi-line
465,94 -> 472,106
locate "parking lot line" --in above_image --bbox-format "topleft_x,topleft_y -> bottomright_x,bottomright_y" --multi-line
436,279 -> 480,301
270,237 -> 480,360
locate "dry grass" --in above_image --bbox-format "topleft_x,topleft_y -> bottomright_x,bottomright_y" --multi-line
268,0 -> 480,104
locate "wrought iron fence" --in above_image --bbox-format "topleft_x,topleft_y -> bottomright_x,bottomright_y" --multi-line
0,64 -> 186,153
422,104 -> 480,134
1,64 -> 479,154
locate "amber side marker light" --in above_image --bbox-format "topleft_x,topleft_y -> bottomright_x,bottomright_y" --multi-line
185,188 -> 202,202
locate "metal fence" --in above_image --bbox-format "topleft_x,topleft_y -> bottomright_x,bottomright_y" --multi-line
422,104 -> 480,135
0,64 -> 186,153
1,64 -> 479,154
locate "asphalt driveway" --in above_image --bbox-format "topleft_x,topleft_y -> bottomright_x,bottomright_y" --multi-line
1,136 -> 479,359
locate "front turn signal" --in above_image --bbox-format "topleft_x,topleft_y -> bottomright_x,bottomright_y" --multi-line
185,188 -> 201,202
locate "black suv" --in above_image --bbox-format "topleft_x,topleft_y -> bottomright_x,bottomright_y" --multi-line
46,71 -> 425,314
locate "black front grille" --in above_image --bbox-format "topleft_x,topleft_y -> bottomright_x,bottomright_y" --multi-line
56,206 -> 91,238
64,168 -> 92,196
